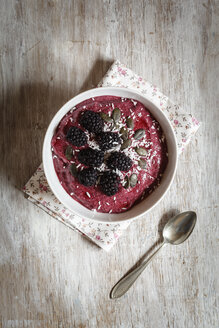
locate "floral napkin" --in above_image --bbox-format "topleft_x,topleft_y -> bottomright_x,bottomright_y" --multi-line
23,60 -> 200,251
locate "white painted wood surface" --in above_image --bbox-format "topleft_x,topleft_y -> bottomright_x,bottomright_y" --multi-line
0,0 -> 218,327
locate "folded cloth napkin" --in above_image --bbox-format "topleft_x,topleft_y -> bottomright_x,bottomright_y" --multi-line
23,60 -> 200,251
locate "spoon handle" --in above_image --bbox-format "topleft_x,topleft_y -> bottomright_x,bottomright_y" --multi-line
111,241 -> 166,299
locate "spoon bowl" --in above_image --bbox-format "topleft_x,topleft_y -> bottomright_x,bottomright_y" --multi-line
163,211 -> 197,245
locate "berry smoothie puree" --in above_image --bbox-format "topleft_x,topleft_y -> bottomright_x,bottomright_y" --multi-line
51,96 -> 168,213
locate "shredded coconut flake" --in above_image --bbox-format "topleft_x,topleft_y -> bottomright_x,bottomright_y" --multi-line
88,139 -> 99,150
70,106 -> 76,113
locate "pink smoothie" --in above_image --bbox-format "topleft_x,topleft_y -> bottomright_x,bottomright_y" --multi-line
51,95 -> 168,213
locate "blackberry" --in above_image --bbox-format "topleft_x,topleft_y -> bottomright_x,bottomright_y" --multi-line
80,110 -> 104,134
96,132 -> 121,151
107,151 -> 132,172
66,126 -> 87,147
77,168 -> 98,187
99,171 -> 120,196
78,147 -> 104,167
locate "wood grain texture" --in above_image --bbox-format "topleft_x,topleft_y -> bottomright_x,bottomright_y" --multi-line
0,0 -> 218,327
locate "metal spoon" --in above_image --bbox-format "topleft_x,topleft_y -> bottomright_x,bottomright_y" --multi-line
110,211 -> 197,299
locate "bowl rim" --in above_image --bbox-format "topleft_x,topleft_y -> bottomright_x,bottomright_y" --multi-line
43,87 -> 178,223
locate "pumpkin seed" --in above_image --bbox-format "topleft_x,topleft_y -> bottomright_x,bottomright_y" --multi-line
65,145 -> 73,160
126,117 -> 134,129
135,147 -> 147,156
69,163 -> 77,177
121,139 -> 131,150
138,158 -> 147,169
120,127 -> 128,140
130,174 -> 138,187
100,112 -> 112,122
112,108 -> 121,123
134,129 -> 145,140
124,176 -> 130,189
104,152 -> 111,161
96,175 -> 101,185
113,123 -> 120,130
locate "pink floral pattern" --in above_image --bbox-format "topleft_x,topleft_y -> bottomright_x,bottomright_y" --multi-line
24,165 -> 130,251
98,60 -> 200,153
24,60 -> 200,251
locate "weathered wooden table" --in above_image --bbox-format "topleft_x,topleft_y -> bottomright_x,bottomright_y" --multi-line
0,1 -> 218,327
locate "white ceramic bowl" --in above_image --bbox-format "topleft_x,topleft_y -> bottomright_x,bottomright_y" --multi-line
43,87 -> 178,223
